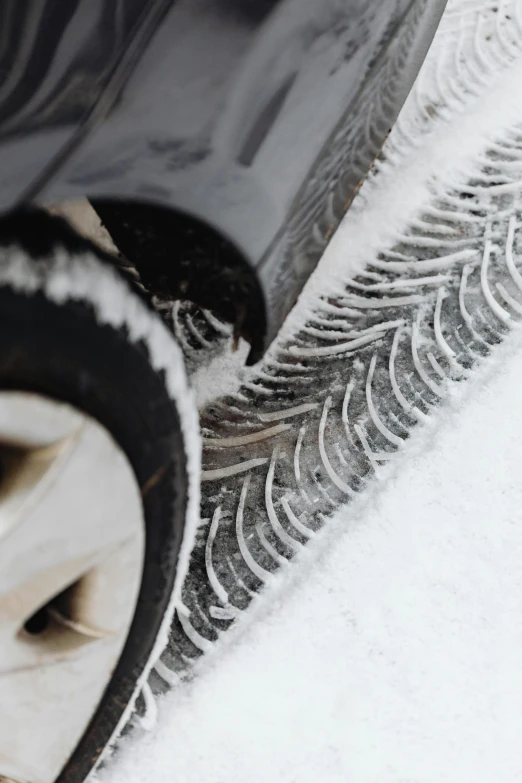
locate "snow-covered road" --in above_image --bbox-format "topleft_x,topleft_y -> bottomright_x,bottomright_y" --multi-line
103,328 -> 522,782
98,0 -> 522,780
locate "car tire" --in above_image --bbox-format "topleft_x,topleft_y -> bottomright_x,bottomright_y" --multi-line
0,211 -> 200,783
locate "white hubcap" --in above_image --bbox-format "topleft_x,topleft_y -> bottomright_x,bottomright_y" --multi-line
0,393 -> 145,783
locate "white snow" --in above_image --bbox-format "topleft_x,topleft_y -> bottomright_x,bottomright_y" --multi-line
192,336 -> 250,408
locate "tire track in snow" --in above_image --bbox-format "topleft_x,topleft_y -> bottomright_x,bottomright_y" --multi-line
143,0 -> 522,694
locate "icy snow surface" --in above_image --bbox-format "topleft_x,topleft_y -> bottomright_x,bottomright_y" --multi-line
100,0 -> 522,779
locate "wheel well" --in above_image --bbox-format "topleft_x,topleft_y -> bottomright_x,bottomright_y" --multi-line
91,200 -> 267,363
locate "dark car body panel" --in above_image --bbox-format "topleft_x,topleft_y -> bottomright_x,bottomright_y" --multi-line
0,1 -> 166,204
0,0 -> 446,358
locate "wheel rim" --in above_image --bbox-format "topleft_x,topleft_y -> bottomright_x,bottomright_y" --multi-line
0,392 -> 145,783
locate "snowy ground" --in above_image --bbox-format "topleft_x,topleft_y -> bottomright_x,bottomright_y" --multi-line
97,0 -> 522,780
104,328 -> 522,782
